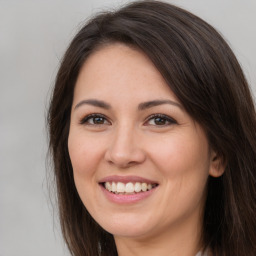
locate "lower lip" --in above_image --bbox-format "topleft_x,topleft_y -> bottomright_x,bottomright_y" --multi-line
100,185 -> 157,204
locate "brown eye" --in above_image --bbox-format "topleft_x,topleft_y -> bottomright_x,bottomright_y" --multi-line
80,114 -> 110,125
91,116 -> 105,124
153,117 -> 168,125
146,114 -> 177,126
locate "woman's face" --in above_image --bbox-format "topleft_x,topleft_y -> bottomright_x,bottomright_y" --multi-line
68,43 -> 219,241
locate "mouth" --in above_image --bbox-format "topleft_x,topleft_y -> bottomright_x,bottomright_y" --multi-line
99,176 -> 159,204
99,175 -> 159,196
100,181 -> 158,195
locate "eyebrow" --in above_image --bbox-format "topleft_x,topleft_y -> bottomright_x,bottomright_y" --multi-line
74,99 -> 111,110
74,99 -> 182,110
138,99 -> 183,110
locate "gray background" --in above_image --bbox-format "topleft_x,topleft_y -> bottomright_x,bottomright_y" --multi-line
0,0 -> 255,255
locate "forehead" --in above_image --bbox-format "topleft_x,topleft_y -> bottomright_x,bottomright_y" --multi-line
74,43 -> 178,102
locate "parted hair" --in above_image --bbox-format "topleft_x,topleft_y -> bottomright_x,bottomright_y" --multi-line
47,1 -> 256,255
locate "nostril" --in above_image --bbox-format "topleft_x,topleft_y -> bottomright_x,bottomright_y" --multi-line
104,135 -> 146,168
105,150 -> 146,168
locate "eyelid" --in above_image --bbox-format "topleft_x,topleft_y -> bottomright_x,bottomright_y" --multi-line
144,113 -> 177,126
79,113 -> 111,125
79,113 -> 177,127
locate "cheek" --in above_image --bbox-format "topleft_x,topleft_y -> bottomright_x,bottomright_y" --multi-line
68,130 -> 105,182
148,133 -> 210,175
68,131 -> 103,205
68,133 -> 106,207
148,135 -> 210,218
147,131 -> 210,206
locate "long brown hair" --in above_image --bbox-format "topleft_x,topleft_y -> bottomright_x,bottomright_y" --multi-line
47,1 -> 256,255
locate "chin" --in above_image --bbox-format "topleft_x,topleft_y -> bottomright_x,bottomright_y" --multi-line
94,211 -> 159,238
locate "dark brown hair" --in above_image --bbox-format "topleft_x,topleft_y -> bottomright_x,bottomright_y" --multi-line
47,1 -> 256,255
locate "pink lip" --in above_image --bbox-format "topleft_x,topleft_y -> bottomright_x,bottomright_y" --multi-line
98,175 -> 159,204
99,175 -> 158,184
100,185 -> 158,204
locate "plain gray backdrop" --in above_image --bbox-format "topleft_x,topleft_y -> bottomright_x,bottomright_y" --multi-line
0,0 -> 255,255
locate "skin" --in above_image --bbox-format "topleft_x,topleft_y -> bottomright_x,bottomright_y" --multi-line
68,43 -> 224,256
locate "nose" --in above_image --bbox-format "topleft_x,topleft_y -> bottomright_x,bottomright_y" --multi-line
104,125 -> 146,168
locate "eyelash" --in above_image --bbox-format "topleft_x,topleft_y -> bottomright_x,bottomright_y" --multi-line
79,113 -> 110,125
79,113 -> 177,126
145,114 -> 177,126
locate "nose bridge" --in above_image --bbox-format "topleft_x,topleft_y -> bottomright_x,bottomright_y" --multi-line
105,122 -> 145,167
114,122 -> 133,149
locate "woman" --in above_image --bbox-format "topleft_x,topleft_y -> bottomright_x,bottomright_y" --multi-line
47,1 -> 256,255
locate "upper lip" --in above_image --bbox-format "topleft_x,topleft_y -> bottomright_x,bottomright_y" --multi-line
99,175 -> 158,184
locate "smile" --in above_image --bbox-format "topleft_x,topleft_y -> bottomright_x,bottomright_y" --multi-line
103,181 -> 158,194
99,175 -> 159,203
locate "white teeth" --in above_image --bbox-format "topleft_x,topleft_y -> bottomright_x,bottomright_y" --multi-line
104,181 -> 156,194
105,182 -> 111,191
112,182 -> 117,192
141,183 -> 147,192
134,182 -> 142,192
125,182 -> 134,193
116,182 -> 125,193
